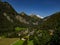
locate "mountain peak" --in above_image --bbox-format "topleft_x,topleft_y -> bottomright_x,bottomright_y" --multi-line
30,14 -> 43,19
30,14 -> 36,17
36,15 -> 43,19
20,12 -> 26,15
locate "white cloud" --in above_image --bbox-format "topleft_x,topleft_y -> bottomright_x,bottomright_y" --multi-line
36,15 -> 44,19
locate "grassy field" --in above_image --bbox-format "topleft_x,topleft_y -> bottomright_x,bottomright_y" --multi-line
13,40 -> 33,45
0,38 -> 19,45
28,40 -> 33,45
13,40 -> 24,45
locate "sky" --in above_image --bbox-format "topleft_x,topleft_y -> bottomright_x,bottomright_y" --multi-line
2,0 -> 60,17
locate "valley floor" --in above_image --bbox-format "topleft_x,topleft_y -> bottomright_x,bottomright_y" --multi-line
0,38 -> 19,45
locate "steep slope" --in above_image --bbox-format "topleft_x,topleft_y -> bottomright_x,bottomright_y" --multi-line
40,12 -> 60,30
19,13 -> 42,25
0,2 -> 15,32
0,1 -> 28,32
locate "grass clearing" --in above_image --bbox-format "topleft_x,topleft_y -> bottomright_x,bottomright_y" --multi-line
13,40 -> 24,45
0,38 -> 19,45
15,27 -> 27,31
13,40 -> 33,45
28,40 -> 33,45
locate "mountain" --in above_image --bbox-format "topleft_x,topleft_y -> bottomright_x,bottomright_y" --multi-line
0,1 -> 42,33
1,1 -> 60,32
0,1 -> 15,32
17,12 -> 42,25
0,1 -> 27,32
40,12 -> 60,30
36,15 -> 43,18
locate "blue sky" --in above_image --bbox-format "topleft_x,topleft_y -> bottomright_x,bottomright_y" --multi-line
2,0 -> 60,17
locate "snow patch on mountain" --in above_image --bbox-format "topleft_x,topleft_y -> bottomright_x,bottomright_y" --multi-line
36,15 -> 43,19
